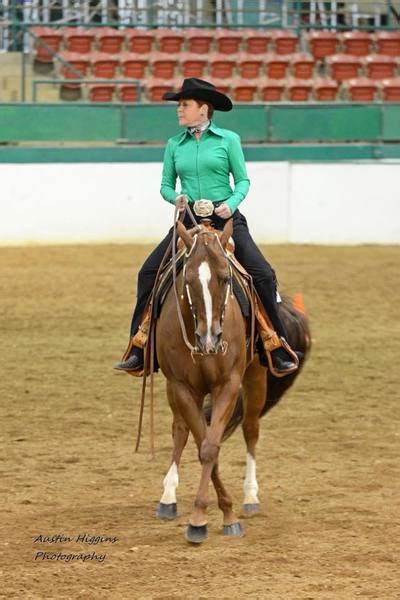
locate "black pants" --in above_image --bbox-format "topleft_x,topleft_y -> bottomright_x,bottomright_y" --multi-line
129,210 -> 287,340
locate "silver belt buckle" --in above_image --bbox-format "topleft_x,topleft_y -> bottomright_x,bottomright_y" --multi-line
193,199 -> 214,217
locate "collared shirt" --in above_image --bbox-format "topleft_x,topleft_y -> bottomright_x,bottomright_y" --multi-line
160,121 -> 250,213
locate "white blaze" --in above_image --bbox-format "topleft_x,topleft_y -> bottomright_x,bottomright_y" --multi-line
160,462 -> 179,504
198,261 -> 212,340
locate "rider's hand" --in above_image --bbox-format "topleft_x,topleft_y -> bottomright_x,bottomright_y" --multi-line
214,203 -> 232,219
175,194 -> 188,212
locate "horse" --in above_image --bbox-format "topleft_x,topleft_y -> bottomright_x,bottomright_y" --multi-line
155,218 -> 310,543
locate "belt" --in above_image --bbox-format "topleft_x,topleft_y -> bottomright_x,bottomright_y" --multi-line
188,199 -> 225,218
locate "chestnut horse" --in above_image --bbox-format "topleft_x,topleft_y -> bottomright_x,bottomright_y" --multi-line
155,219 -> 310,543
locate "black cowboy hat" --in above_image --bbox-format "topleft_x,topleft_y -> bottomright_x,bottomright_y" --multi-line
162,78 -> 233,112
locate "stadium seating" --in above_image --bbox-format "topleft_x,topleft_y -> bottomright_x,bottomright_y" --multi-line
155,29 -> 185,53
119,53 -> 148,79
344,77 -> 378,101
179,53 -> 208,78
364,54 -> 397,79
95,28 -> 125,54
271,29 -> 299,54
27,25 -> 400,104
125,29 -> 155,53
31,26 -> 63,63
340,31 -> 373,56
290,53 -> 315,79
313,78 -> 339,101
260,79 -> 286,101
90,53 -> 119,78
64,27 -> 94,54
185,29 -> 214,54
237,54 -> 263,79
231,78 -> 258,102
286,78 -> 313,101
88,83 -> 115,102
326,54 -> 362,81
374,31 -> 400,56
381,77 -> 400,101
243,29 -> 272,54
306,31 -> 337,60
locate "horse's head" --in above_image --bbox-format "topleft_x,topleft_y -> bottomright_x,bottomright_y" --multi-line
177,219 -> 233,354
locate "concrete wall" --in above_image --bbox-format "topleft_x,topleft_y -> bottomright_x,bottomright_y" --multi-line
1,161 -> 399,245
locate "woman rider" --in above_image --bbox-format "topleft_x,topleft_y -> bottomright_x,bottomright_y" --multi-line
114,78 -> 297,376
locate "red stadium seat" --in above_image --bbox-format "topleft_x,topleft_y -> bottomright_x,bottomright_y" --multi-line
96,27 -> 125,54
88,83 -> 115,102
144,78 -> 175,102
243,29 -> 271,54
344,77 -> 378,101
364,54 -> 397,80
340,31 -> 373,57
290,53 -> 315,79
58,52 -> 89,88
209,54 -> 237,79
64,27 -> 94,54
215,29 -> 242,54
150,52 -> 178,79
374,31 -> 400,57
90,52 -> 119,78
31,26 -> 63,63
264,53 -> 290,79
326,54 -> 362,82
179,53 -> 208,78
210,78 -> 231,95
286,78 -> 313,102
313,78 -> 339,101
119,52 -> 148,79
381,77 -> 400,101
155,29 -> 185,53
270,29 -> 298,55
231,78 -> 258,102
117,84 -> 139,102
306,31 -> 338,60
257,78 -> 285,102
125,29 -> 155,54
185,28 -> 214,54
237,53 -> 263,79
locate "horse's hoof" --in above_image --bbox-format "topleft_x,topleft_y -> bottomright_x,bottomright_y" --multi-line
223,522 -> 244,537
185,523 -> 208,544
157,502 -> 177,520
243,503 -> 261,514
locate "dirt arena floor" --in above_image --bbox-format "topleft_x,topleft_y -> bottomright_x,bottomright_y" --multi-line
1,242 -> 399,599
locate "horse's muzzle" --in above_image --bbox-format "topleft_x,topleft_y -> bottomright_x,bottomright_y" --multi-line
195,332 -> 223,355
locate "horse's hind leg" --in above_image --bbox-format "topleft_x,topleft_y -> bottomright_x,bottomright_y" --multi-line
157,381 -> 190,521
241,359 -> 267,514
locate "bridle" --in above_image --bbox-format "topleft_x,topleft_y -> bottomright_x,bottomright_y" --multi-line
172,207 -> 233,360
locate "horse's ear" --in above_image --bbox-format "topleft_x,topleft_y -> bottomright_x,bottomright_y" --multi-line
220,218 -> 233,249
176,221 -> 194,250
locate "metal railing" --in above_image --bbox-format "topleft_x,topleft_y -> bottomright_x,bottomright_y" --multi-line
1,1 -> 400,52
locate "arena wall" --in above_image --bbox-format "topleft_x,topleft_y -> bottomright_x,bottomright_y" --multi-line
1,160 -> 399,245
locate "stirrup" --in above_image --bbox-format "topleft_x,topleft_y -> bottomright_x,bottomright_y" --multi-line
265,337 -> 299,378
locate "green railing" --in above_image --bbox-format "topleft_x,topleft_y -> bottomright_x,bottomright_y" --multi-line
1,103 -> 399,144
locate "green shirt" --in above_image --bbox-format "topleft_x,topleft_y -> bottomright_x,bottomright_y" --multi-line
160,121 -> 250,213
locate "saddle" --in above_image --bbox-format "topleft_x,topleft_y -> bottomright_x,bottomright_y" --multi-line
123,224 -> 285,377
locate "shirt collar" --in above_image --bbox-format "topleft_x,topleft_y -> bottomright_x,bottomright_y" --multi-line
176,120 -> 223,144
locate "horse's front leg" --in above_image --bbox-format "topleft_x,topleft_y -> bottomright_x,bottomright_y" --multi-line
241,358 -> 267,514
188,375 -> 243,542
157,382 -> 190,520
